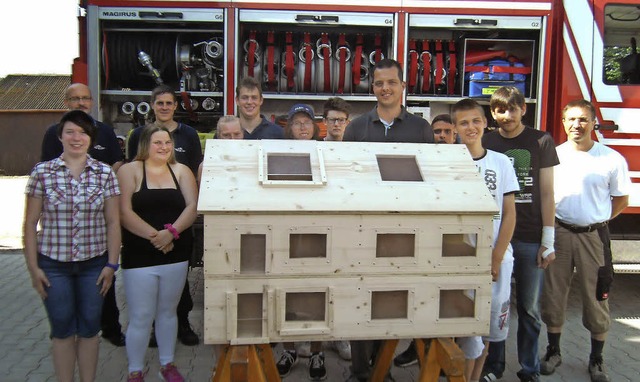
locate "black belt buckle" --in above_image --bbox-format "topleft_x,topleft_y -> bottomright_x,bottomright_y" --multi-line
557,219 -> 607,233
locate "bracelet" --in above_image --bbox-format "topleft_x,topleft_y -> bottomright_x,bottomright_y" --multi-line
105,262 -> 119,271
164,223 -> 180,240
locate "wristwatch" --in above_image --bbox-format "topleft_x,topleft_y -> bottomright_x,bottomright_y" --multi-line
105,262 -> 120,271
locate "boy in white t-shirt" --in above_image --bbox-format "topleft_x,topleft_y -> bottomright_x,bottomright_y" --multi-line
452,99 -> 519,382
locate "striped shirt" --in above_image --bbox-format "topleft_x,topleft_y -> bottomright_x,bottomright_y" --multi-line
25,155 -> 120,262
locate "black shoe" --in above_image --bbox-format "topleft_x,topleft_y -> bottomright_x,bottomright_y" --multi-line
516,371 -> 539,382
309,352 -> 327,381
149,327 -> 158,348
393,342 -> 418,367
277,350 -> 298,377
102,331 -> 126,347
177,320 -> 199,346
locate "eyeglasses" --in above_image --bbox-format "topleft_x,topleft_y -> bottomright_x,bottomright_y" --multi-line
433,129 -> 453,135
66,96 -> 92,102
292,120 -> 314,128
326,117 -> 348,125
563,117 -> 593,125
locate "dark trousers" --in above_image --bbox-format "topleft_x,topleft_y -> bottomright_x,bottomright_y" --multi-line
484,340 -> 506,375
177,277 -> 193,322
100,275 -> 122,335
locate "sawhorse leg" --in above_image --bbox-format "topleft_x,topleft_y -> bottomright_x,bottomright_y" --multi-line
212,344 -> 281,382
418,338 -> 466,382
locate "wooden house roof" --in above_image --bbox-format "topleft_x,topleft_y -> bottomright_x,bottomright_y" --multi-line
198,139 -> 498,214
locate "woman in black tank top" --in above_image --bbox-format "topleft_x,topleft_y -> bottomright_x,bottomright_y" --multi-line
117,125 -> 198,382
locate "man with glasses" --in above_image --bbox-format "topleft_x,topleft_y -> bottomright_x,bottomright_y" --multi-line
540,99 -> 630,382
40,83 -> 126,347
323,97 -> 351,142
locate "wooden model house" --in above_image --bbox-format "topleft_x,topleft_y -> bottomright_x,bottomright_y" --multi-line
198,139 -> 498,345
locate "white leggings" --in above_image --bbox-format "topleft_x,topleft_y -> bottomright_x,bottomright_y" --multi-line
123,261 -> 189,372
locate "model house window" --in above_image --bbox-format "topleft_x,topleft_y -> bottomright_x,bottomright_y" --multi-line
259,143 -> 327,186
442,233 -> 477,257
267,153 -> 313,181
285,292 -> 326,321
376,233 -> 416,257
371,290 -> 409,319
240,234 -> 266,274
376,155 -> 423,181
237,293 -> 263,338
290,234 -> 327,258
439,289 -> 475,318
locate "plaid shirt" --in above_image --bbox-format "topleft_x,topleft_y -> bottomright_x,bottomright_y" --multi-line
25,155 -> 120,262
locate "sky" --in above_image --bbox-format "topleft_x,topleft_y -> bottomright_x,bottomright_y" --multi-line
0,0 -> 79,77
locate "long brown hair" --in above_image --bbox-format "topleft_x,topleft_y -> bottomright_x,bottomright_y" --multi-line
134,124 -> 177,163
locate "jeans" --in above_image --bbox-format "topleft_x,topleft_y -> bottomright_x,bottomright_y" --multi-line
38,253 -> 107,338
485,240 -> 543,377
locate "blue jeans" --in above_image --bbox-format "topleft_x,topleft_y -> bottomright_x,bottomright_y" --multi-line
513,240 -> 544,376
38,253 -> 107,339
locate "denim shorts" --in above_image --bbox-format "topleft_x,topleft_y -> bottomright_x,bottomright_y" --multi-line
38,253 -> 107,339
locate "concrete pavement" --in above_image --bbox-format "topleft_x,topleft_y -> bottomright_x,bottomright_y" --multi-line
2,251 -> 640,381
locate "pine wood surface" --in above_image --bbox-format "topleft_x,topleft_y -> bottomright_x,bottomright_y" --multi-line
198,140 -> 498,214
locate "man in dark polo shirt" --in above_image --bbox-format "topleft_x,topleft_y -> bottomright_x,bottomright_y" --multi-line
40,83 -> 126,347
343,59 -> 433,144
235,77 -> 284,140
344,58 -> 433,382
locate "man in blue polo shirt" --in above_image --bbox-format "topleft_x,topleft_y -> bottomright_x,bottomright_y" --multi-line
235,77 -> 284,140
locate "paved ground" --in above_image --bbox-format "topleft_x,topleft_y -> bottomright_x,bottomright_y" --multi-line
2,176 -> 640,381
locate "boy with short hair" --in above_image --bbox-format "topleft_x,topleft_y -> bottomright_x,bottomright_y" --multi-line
482,86 -> 559,382
452,99 -> 518,382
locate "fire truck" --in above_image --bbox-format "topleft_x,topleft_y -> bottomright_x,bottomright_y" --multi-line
72,0 -> 640,269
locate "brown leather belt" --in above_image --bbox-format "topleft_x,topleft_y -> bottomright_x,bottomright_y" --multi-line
556,218 -> 608,233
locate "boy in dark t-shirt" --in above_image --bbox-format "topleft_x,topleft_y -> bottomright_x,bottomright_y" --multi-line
481,86 -> 559,382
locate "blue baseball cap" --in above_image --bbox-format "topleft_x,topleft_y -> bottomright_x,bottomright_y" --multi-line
288,104 -> 315,120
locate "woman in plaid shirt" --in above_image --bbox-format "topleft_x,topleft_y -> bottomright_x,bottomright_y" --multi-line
23,110 -> 121,382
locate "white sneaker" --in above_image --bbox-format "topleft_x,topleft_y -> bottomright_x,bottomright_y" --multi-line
330,340 -> 352,360
296,341 -> 312,357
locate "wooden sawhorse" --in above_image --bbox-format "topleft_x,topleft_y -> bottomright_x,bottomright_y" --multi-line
212,344 -> 281,382
371,338 -> 466,382
212,338 -> 465,382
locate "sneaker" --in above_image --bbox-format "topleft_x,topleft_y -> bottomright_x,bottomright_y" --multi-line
588,357 -> 611,382
127,370 -> 146,382
309,352 -> 327,381
158,363 -> 184,382
330,340 -> 352,361
393,342 -> 417,367
296,341 -> 312,357
277,350 -> 298,377
481,371 -> 501,381
516,371 -> 539,382
177,320 -> 199,346
540,346 -> 562,375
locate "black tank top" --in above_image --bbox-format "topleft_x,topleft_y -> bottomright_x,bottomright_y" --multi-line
121,162 -> 193,269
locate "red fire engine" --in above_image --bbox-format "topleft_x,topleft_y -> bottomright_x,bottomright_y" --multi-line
72,0 -> 640,268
